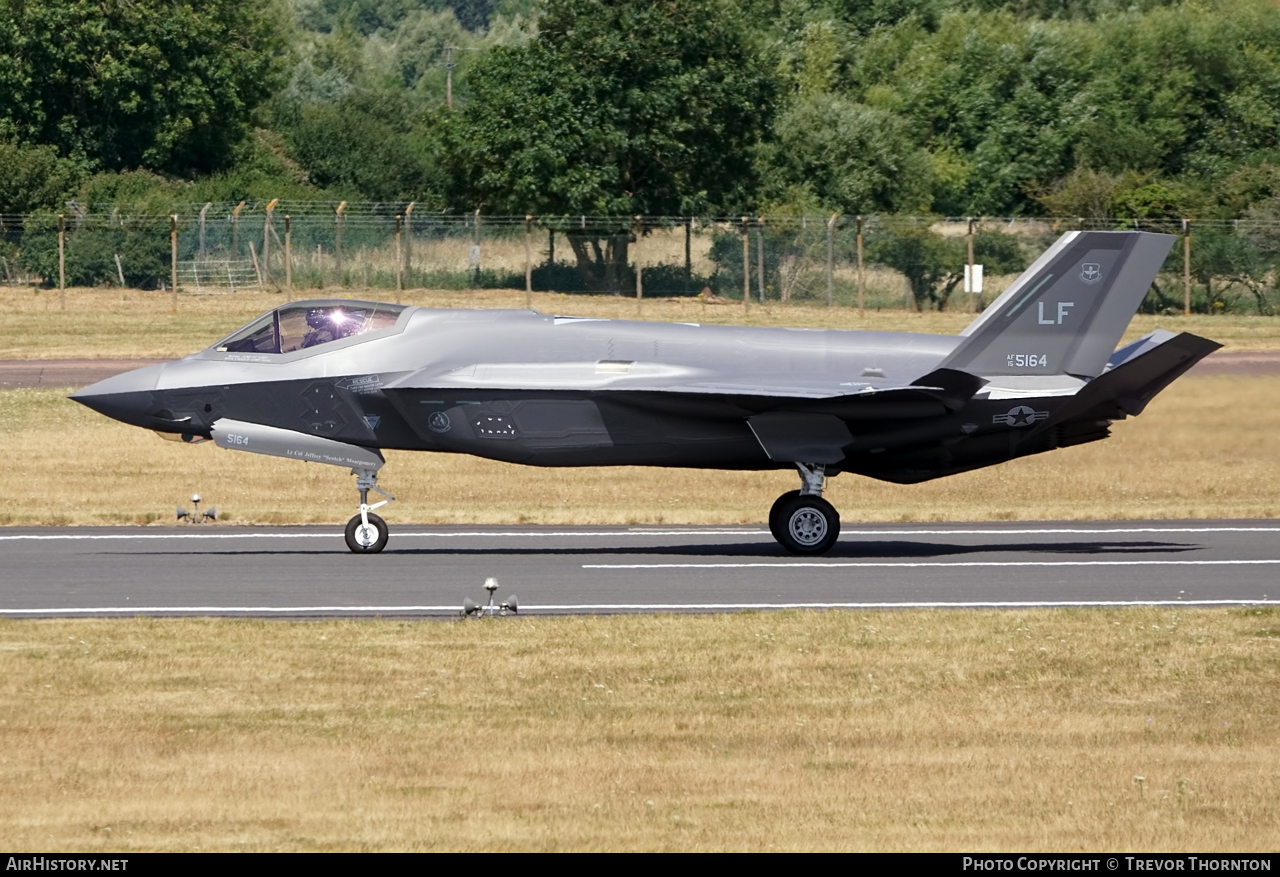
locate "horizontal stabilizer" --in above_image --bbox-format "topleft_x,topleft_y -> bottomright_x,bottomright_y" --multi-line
1034,331 -> 1221,430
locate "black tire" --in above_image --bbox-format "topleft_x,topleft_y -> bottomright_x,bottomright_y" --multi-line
768,490 -> 801,543
345,512 -> 388,554
774,495 -> 840,555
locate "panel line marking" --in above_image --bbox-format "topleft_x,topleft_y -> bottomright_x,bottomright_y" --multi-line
2,599 -> 1278,615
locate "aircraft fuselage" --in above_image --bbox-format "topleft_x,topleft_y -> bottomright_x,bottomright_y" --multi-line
74,307 -> 1108,484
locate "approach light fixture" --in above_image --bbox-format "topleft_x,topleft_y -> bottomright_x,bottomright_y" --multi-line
462,577 -> 518,618
176,493 -> 217,523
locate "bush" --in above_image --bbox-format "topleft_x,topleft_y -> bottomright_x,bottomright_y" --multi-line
19,212 -> 170,288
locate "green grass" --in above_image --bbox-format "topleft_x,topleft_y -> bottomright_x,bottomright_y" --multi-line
1,609 -> 1276,851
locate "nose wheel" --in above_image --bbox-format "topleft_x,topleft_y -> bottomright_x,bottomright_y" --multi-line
346,512 -> 388,553
346,468 -> 394,554
771,463 -> 840,555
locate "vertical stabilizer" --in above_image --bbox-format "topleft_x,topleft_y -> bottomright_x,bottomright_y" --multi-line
940,231 -> 1175,378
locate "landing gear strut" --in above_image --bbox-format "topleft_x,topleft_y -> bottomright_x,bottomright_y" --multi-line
770,463 -> 840,555
345,468 -> 394,553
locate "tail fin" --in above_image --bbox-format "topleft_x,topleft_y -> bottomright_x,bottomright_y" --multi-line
939,231 -> 1176,379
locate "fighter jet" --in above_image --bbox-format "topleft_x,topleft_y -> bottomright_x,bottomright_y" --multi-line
72,230 -> 1219,555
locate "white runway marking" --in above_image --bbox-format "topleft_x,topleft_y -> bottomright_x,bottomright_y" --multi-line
0,530 -> 761,541
3,599 -> 1278,615
0,525 -> 1278,542
587,559 -> 1280,569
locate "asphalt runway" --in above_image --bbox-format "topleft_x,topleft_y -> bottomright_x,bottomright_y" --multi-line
1,521 -> 1276,617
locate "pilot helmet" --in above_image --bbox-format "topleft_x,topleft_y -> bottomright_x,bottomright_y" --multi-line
306,307 -> 331,329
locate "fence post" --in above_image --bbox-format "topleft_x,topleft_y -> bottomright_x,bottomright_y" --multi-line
684,217 -> 693,293
756,216 -> 766,304
170,214 -> 178,313
856,215 -> 865,312
472,209 -> 482,287
394,214 -> 403,302
249,242 -> 263,288
57,214 -> 65,309
1183,218 -> 1191,316
263,199 -> 278,284
741,216 -> 750,311
335,201 -> 346,286
284,214 -> 293,301
548,227 -> 555,266
198,202 -> 211,259
966,216 -> 976,312
525,215 -> 533,308
826,214 -> 835,309
404,201 -> 415,282
232,201 -> 245,256
634,215 -> 643,312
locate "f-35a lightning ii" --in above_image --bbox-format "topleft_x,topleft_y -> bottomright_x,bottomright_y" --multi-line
73,230 -> 1219,555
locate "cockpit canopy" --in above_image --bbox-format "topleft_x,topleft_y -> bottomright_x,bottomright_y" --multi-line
214,301 -> 408,355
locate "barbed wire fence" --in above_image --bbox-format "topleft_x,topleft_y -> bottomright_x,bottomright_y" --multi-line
1,203 -> 1277,315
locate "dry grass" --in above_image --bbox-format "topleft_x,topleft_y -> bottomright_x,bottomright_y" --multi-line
0,609 -> 1276,851
0,374 -> 1275,527
3,285 -> 1280,360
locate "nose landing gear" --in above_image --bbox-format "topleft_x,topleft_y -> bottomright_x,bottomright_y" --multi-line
346,468 -> 395,553
770,463 -> 840,555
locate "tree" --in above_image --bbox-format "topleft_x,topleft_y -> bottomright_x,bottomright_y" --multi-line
445,0 -> 774,290
282,89 -> 447,202
868,222 -> 1026,310
765,94 -> 934,214
0,140 -> 84,215
0,0 -> 287,176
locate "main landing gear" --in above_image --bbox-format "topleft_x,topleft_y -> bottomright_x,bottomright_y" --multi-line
769,463 -> 840,555
345,468 -> 395,553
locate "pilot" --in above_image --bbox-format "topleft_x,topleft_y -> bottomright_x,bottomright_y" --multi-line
301,307 -> 335,348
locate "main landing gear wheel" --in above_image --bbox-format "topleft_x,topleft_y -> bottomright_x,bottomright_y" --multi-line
768,490 -> 801,543
345,512 -> 388,553
774,494 -> 840,555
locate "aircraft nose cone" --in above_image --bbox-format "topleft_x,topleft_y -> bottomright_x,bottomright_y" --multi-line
70,362 -> 167,428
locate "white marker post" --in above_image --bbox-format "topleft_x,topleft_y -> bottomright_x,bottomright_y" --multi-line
964,263 -> 983,296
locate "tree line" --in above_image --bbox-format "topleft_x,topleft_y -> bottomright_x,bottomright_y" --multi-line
2,0 -> 1279,305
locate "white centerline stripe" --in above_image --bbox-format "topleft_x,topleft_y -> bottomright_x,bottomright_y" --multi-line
586,559 -> 1280,569
2,599 -> 1277,615
0,526 -> 1278,542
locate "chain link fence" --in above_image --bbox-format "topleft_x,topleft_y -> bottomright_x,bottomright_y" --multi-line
2,205 -> 1278,314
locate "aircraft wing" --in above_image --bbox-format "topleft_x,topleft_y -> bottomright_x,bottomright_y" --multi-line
383,363 -> 987,414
